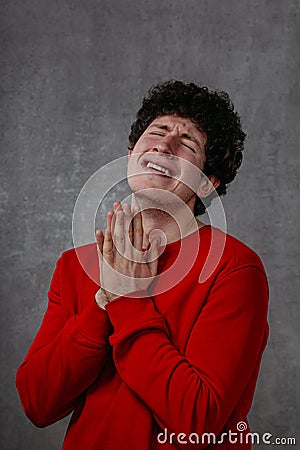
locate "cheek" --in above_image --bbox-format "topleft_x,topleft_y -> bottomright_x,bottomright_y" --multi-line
178,157 -> 205,190
190,155 -> 205,172
180,153 -> 203,170
134,135 -> 157,151
130,142 -> 145,155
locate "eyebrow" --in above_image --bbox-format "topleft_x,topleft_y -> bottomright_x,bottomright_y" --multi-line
149,123 -> 203,148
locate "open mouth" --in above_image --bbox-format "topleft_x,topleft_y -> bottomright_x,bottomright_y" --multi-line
146,161 -> 172,177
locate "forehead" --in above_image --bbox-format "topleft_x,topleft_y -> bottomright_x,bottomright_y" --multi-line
148,115 -> 204,137
147,115 -> 206,144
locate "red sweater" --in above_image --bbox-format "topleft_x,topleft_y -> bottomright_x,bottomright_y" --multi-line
16,225 -> 269,449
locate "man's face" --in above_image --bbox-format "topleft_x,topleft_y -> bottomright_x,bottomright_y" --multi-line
127,115 -> 208,211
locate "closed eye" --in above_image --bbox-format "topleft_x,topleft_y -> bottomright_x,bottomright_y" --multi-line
149,132 -> 165,136
182,142 -> 196,153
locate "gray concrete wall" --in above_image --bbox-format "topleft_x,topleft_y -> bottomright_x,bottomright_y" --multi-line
1,0 -> 299,448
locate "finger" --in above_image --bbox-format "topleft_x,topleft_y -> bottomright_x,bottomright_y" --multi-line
112,203 -> 122,236
113,210 -> 125,255
106,210 -> 114,231
123,203 -> 133,256
132,207 -> 143,252
103,227 -> 114,265
114,201 -> 122,213
96,229 -> 104,255
146,237 -> 160,276
143,231 -> 150,251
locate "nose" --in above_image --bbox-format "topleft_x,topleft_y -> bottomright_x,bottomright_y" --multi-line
152,135 -> 175,157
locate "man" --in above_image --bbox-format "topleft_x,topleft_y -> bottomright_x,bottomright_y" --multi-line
16,81 -> 269,449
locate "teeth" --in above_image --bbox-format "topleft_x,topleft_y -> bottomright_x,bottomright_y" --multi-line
146,162 -> 171,176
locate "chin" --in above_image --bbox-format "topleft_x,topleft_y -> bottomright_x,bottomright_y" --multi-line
128,175 -> 167,192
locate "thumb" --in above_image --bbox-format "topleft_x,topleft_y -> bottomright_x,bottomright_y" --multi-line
146,237 -> 160,276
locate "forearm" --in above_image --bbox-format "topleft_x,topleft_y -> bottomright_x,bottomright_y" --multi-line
105,267 -> 269,447
16,300 -> 111,427
106,297 -> 223,439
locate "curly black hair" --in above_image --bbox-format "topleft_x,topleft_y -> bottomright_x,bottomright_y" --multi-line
128,80 -> 246,215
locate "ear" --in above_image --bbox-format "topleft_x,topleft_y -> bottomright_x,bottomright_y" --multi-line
196,174 -> 220,198
128,146 -> 134,158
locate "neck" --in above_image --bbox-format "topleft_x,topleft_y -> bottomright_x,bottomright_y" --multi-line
132,201 -> 205,247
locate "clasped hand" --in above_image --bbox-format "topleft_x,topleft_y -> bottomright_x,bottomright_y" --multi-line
96,202 -> 160,302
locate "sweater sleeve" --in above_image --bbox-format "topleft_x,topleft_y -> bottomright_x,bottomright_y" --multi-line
105,265 -> 269,449
16,254 -> 111,428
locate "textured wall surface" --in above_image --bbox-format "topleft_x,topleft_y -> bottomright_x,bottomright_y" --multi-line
1,0 -> 299,448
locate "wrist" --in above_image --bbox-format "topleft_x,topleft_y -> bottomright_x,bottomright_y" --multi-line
95,288 -> 110,310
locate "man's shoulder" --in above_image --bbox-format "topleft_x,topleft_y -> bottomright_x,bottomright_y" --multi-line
205,226 -> 267,276
56,243 -> 99,283
221,228 -> 266,274
58,242 -> 97,264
